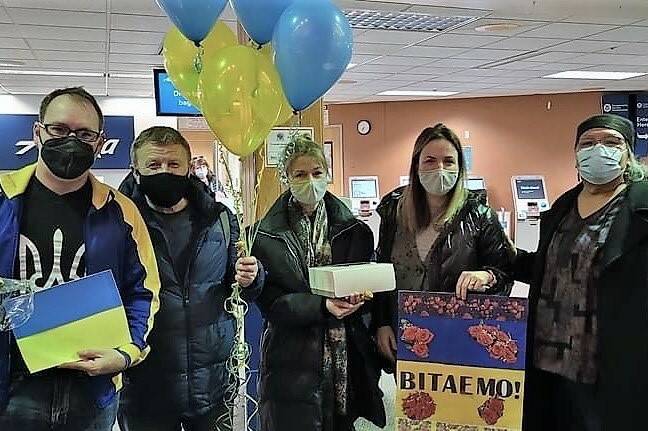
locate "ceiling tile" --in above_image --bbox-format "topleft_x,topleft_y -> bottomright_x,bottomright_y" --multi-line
110,0 -> 164,15
109,63 -> 157,73
454,48 -> 527,61
0,23 -> 21,38
3,0 -> 105,12
30,39 -> 106,52
352,64 -> 414,73
110,42 -> 159,55
419,58 -> 488,68
524,51 -> 582,62
519,23 -> 615,39
418,33 -> 506,48
366,56 -> 433,66
109,53 -> 163,65
354,43 -> 403,55
0,49 -> 34,60
35,50 -> 105,62
20,25 -> 106,41
39,60 -> 105,71
548,40 -> 621,53
7,8 -> 105,28
582,64 -> 648,73
355,30 -> 431,45
607,42 -> 648,55
483,37 -> 566,50
0,38 -> 29,49
397,46 -> 468,58
570,53 -> 648,66
343,71 -> 392,81
335,0 -> 410,12
110,30 -> 163,45
453,18 -> 550,36
0,8 -> 12,23
350,54 -> 381,64
111,14 -> 170,32
588,26 -> 648,42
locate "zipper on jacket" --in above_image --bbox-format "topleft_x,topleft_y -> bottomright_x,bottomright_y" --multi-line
257,231 -> 307,282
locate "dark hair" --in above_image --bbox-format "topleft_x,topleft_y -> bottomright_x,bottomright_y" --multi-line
131,126 -> 192,165
401,123 -> 468,232
40,87 -> 104,130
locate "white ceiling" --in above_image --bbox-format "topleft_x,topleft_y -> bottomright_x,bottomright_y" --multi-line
0,0 -> 644,102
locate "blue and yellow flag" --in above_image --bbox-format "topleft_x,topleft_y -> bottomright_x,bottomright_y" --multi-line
13,270 -> 132,373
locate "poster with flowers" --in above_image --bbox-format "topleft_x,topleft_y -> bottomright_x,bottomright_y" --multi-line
396,292 -> 528,431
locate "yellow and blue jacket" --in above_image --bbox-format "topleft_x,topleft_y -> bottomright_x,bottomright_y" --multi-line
0,164 -> 161,409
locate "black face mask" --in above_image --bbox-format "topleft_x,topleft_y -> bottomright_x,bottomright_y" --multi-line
137,172 -> 190,208
40,136 -> 96,180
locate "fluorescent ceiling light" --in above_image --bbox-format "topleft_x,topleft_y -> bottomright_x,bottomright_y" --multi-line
379,90 -> 459,97
544,71 -> 646,80
346,63 -> 357,70
0,70 -> 103,77
109,73 -> 152,79
344,9 -> 476,32
0,60 -> 24,67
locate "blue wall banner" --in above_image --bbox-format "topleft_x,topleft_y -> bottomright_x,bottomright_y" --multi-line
0,114 -> 135,170
636,95 -> 648,159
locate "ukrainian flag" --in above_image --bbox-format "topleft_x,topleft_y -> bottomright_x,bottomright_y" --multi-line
13,270 -> 132,373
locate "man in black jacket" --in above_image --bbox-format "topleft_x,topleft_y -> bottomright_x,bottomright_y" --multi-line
117,126 -> 264,431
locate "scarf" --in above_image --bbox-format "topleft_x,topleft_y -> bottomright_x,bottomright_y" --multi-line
287,198 -> 348,417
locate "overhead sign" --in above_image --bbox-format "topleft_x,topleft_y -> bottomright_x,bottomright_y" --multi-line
153,69 -> 201,117
601,94 -> 630,119
636,95 -> 648,159
0,114 -> 135,170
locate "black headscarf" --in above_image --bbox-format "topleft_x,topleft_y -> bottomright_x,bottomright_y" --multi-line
576,114 -> 635,149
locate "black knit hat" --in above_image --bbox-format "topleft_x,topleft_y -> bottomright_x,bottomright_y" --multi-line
576,114 -> 635,149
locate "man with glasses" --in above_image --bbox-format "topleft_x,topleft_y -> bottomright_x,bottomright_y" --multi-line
0,87 -> 161,430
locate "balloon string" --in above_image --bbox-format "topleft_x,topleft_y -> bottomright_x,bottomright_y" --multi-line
194,45 -> 204,74
217,143 -> 264,431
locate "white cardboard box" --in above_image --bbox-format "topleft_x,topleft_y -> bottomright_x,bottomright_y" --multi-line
309,263 -> 396,298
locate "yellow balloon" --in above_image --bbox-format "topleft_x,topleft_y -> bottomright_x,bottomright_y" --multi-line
259,44 -> 294,125
198,45 -> 286,158
163,21 -> 237,108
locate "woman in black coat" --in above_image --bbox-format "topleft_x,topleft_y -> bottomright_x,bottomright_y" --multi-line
252,135 -> 385,431
373,124 -> 515,367
515,114 -> 648,431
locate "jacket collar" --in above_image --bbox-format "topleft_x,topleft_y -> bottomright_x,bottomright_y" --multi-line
0,163 -> 113,210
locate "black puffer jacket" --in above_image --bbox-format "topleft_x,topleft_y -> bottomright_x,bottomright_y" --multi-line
252,192 -> 386,431
373,187 -> 515,332
119,173 -> 264,417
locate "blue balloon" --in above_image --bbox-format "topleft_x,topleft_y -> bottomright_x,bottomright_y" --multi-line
273,0 -> 353,111
157,0 -> 227,44
231,0 -> 295,45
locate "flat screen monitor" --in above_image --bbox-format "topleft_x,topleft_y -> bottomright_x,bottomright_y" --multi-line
466,178 -> 485,190
350,178 -> 378,199
515,179 -> 545,200
153,69 -> 201,117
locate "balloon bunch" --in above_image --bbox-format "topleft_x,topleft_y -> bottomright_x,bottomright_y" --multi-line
156,1 -> 353,428
158,0 -> 353,157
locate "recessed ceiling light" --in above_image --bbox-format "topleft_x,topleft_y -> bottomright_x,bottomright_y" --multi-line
0,60 -> 25,67
344,9 -> 476,32
474,23 -> 521,33
544,71 -> 647,80
346,63 -> 357,70
0,70 -> 103,77
338,79 -> 358,85
378,90 -> 459,97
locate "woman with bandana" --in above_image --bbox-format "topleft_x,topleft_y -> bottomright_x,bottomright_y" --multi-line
516,114 -> 648,431
252,135 -> 386,431
373,123 -> 515,369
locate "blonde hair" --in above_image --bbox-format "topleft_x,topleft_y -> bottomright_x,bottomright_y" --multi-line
401,124 -> 468,232
278,133 -> 328,184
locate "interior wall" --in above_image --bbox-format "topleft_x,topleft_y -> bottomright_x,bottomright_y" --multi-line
328,92 -> 602,214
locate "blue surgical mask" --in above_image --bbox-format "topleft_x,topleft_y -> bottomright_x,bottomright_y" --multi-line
576,144 -> 625,185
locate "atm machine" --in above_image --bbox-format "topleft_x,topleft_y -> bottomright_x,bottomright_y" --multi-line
511,175 -> 550,252
348,176 -> 380,216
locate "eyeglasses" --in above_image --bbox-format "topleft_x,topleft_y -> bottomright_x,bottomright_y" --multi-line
38,123 -> 102,144
577,138 -> 626,150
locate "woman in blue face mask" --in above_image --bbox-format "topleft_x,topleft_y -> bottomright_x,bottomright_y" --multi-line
373,123 -> 516,369
251,134 -> 386,431
515,114 -> 648,431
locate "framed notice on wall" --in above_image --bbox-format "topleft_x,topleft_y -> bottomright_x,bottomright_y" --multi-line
265,127 -> 315,167
323,141 -> 333,183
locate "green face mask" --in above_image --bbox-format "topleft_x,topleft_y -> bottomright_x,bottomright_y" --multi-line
290,178 -> 328,205
418,169 -> 459,196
